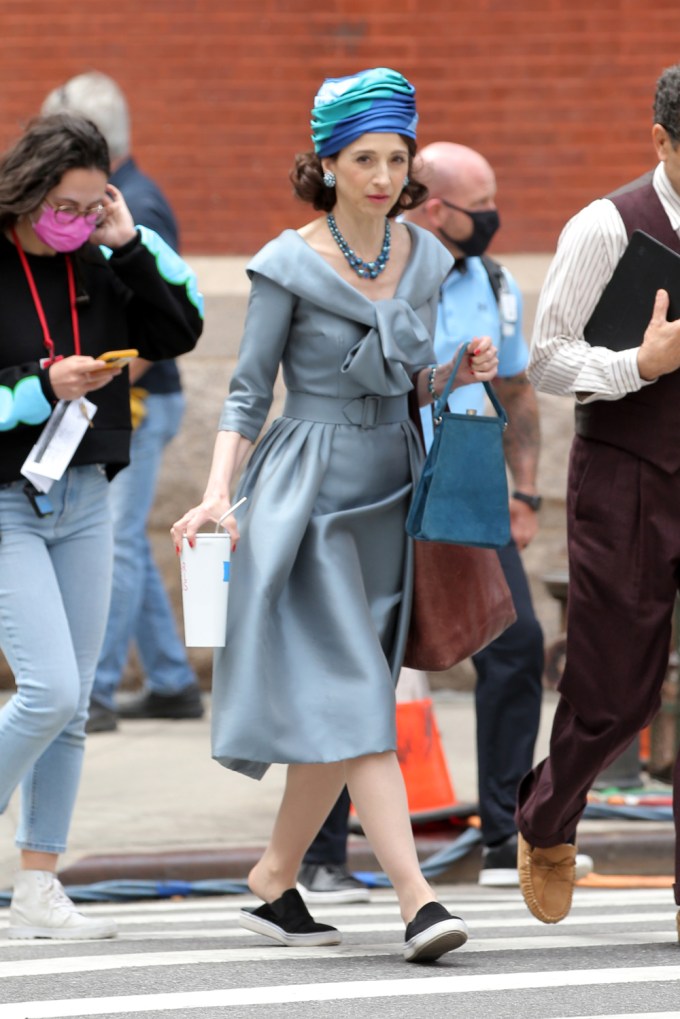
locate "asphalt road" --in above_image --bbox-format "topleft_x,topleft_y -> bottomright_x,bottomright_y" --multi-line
2,883 -> 680,1018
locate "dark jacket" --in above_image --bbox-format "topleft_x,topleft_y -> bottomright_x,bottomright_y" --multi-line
110,156 -> 183,395
0,227 -> 203,482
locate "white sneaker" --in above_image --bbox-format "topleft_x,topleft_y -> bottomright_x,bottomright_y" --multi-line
574,852 -> 595,881
7,870 -> 118,940
478,835 -> 594,888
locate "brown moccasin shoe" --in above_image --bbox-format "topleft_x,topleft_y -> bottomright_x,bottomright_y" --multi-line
517,832 -> 576,924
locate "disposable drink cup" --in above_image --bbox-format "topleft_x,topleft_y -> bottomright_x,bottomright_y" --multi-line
180,532 -> 231,647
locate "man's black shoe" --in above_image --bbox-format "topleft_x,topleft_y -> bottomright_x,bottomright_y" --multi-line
85,699 -> 118,734
117,684 -> 204,720
297,863 -> 370,904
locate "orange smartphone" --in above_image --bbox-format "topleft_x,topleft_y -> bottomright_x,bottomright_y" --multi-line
93,348 -> 139,369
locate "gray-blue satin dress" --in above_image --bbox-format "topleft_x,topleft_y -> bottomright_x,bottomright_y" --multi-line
211,223 -> 453,778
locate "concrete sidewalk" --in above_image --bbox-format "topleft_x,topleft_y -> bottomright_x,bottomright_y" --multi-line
0,690 -> 673,893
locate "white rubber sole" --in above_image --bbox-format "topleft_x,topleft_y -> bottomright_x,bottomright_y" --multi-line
478,867 -> 520,888
7,921 -> 118,940
403,917 -> 469,962
296,881 -> 370,905
239,909 -> 342,947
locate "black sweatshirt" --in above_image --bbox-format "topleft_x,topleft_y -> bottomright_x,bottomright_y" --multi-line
0,227 -> 203,482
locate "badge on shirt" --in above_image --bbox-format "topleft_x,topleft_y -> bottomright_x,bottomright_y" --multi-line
499,291 -> 518,336
500,291 -> 518,323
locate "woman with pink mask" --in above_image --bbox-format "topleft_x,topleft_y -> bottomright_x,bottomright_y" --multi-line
0,113 -> 202,939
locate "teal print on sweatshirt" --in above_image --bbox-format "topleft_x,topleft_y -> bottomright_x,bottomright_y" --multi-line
100,226 -> 204,317
0,375 -> 51,431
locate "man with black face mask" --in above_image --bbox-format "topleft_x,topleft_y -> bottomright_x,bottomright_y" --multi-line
405,142 -> 593,887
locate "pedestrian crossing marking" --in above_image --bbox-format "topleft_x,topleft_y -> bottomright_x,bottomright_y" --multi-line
2,887 -> 679,1018
0,928 -> 677,980
4,965 -> 680,1018
0,887 -> 673,927
1,906 -> 674,937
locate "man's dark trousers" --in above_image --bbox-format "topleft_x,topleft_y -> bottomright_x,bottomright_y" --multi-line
303,787 -> 351,866
475,540 -> 544,846
516,435 -> 680,901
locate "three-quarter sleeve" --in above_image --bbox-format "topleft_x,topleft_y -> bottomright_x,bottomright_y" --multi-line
218,272 -> 296,441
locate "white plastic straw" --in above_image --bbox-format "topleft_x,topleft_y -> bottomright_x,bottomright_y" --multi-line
215,496 -> 248,531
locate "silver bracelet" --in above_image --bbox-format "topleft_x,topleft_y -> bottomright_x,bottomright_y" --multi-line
427,364 -> 438,399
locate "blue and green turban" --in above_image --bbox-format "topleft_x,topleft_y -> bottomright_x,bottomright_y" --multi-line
311,67 -> 418,158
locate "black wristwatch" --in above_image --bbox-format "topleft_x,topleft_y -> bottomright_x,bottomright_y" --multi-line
512,491 -> 542,512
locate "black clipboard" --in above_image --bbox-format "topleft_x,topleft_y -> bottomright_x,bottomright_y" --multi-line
583,229 -> 680,350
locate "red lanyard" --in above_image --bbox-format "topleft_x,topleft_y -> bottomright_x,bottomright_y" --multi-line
11,228 -> 81,365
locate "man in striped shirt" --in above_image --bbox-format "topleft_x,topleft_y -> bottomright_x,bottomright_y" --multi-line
516,63 -> 680,934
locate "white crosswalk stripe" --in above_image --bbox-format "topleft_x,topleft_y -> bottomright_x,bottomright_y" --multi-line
1,884 -> 679,1017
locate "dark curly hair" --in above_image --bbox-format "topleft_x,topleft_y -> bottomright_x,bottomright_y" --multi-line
654,64 -> 680,144
290,136 -> 428,218
0,113 -> 110,231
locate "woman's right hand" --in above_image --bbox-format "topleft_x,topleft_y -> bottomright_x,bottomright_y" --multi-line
171,496 -> 241,554
49,355 -> 122,400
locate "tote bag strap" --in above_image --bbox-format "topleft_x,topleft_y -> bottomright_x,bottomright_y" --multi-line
433,344 -> 508,428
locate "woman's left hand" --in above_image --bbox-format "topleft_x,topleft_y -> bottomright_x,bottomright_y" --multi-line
89,183 -> 137,250
438,337 -> 498,392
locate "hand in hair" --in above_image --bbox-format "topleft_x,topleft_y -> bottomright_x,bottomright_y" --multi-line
89,183 -> 137,250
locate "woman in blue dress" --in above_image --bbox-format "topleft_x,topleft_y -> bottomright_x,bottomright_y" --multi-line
172,68 -> 497,962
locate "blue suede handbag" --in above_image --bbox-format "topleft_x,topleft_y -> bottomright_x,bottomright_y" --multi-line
406,345 -> 511,549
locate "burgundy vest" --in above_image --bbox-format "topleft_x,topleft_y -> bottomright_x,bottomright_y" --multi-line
574,172 -> 680,472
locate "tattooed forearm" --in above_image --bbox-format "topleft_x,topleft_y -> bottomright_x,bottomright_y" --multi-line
493,374 -> 540,489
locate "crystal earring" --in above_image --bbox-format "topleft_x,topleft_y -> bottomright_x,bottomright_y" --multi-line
323,170 -> 336,188
403,175 -> 410,188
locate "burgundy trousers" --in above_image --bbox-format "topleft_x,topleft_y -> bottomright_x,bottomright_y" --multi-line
516,435 -> 680,902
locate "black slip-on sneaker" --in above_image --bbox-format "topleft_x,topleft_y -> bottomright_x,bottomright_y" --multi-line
403,901 -> 468,962
239,888 -> 342,947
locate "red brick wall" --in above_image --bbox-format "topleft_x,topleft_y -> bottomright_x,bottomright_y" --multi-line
1,0 -> 679,254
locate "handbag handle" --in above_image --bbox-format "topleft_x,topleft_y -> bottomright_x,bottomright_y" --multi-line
433,344 -> 508,428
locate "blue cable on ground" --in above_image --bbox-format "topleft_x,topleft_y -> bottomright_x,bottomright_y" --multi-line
584,803 -> 673,821
0,878 -> 249,906
1,801 -> 672,905
0,830 -> 484,904
355,825 -> 483,887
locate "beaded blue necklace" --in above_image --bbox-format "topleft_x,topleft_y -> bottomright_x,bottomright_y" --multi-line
326,213 -> 391,279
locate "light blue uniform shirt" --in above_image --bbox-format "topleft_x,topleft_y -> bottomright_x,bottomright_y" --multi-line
421,256 -> 527,448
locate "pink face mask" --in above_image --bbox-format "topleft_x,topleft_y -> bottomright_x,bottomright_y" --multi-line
32,205 -> 98,253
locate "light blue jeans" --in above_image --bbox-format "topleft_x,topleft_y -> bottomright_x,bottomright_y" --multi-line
92,391 -> 195,710
0,466 -> 113,854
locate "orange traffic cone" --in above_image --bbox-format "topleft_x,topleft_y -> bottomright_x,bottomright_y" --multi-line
396,697 -> 458,822
639,725 -> 651,770
349,670 -> 459,830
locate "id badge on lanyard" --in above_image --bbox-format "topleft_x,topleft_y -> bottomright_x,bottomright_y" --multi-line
12,229 -> 94,494
21,397 -> 97,493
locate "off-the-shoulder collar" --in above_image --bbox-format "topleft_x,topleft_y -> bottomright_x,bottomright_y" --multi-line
247,221 -> 452,322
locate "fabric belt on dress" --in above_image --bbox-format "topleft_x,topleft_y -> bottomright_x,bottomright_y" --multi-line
283,391 -> 409,429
